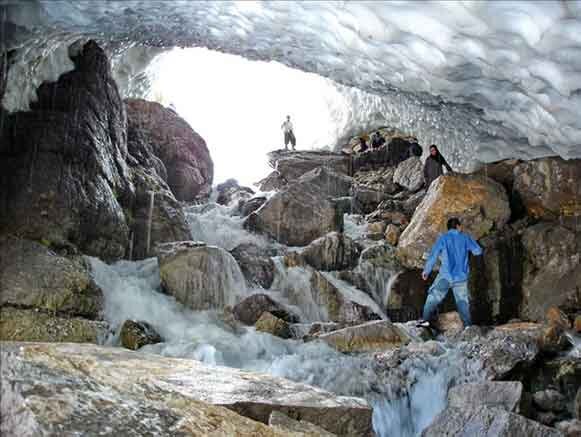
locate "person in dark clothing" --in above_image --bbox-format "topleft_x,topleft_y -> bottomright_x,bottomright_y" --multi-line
409,139 -> 423,157
423,144 -> 453,188
371,131 -> 385,149
358,137 -> 368,153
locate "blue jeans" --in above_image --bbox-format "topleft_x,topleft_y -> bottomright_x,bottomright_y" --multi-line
422,273 -> 472,326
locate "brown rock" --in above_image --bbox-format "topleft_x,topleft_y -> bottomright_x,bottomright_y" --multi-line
125,98 -> 213,201
255,312 -> 292,339
267,150 -> 350,182
575,315 -> 581,333
385,269 -> 426,322
317,320 -> 411,353
366,221 -> 387,240
269,411 -> 337,436
233,293 -> 298,325
397,174 -> 510,268
119,320 -> 162,350
384,224 -> 401,245
434,311 -> 464,336
301,232 -> 360,271
546,306 -> 572,330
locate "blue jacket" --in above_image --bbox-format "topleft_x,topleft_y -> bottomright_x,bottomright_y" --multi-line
423,229 -> 483,282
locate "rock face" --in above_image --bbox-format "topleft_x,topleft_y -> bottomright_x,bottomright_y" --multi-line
317,320 -> 411,353
233,293 -> 298,325
301,232 -> 360,271
0,41 -> 133,261
397,174 -> 511,268
119,320 -> 162,350
297,166 -> 353,199
384,270 -> 426,322
447,382 -> 524,412
245,177 -> 342,247
421,405 -> 563,437
513,157 -> 581,226
267,150 -> 350,182
0,342 -> 374,436
0,308 -> 107,343
269,411 -> 337,436
157,241 -> 247,310
256,171 -> 287,192
0,237 -> 103,318
216,178 -> 254,206
125,98 -> 213,201
393,157 -> 424,191
255,312 -> 292,339
230,243 -> 278,289
520,223 -> 581,321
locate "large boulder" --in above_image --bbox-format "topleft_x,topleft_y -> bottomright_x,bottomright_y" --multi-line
245,178 -> 342,247
255,170 -> 287,192
230,243 -> 278,289
0,342 -> 374,436
397,174 -> 511,268
269,411 -> 337,436
0,237 -> 103,318
352,186 -> 389,214
317,320 -> 411,353
125,98 -> 213,201
301,232 -> 360,271
232,293 -> 299,325
421,405 -> 563,437
157,241 -> 247,311
216,178 -> 255,206
297,166 -> 353,199
0,40 -> 133,261
447,382 -> 524,412
385,269 -> 427,322
513,157 -> 581,228
0,308 -> 107,343
520,223 -> 581,321
267,150 -> 350,182
393,157 -> 424,192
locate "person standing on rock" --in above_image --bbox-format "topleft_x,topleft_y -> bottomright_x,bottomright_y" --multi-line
418,217 -> 482,329
281,115 -> 296,151
423,144 -> 453,188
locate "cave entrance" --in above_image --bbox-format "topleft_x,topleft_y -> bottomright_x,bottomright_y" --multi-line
148,47 -> 347,187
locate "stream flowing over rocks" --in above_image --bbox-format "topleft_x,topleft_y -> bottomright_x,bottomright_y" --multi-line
1,38 -> 581,437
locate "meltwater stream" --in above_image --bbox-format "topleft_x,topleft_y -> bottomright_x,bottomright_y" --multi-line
88,201 -> 485,436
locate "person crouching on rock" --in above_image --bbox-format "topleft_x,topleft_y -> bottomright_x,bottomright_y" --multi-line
281,115 -> 296,151
423,144 -> 453,188
417,217 -> 483,329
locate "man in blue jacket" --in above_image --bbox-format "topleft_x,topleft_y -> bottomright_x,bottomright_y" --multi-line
418,217 -> 483,328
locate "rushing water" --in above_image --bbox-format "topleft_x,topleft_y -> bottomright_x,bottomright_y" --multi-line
88,200 -> 485,436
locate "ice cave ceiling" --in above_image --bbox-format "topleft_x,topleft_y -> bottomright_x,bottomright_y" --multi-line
2,0 -> 581,168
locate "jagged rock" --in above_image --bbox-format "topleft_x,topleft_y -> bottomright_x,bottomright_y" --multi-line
317,320 -> 411,353
125,98 -> 213,201
434,311 -> 464,336
397,174 -> 511,268
267,150 -> 350,182
513,157 -> 581,228
0,342 -> 374,436
269,411 -> 337,436
360,243 -> 401,270
240,196 -> 267,217
352,166 -> 398,195
366,221 -> 386,240
230,243 -> 278,289
421,405 -> 563,437
119,320 -> 162,350
233,293 -> 298,325
384,224 -> 401,245
0,41 -> 133,261
256,171 -> 287,192
533,389 -> 567,413
0,308 -> 107,343
290,322 -> 346,340
352,186 -> 388,214
546,307 -> 572,330
520,223 -> 581,322
301,232 -> 360,271
128,167 -> 192,260
216,178 -> 254,205
393,157 -> 424,191
255,312 -> 292,339
244,178 -> 342,247
385,270 -> 426,322
297,166 -> 353,199
157,241 -> 246,310
556,420 -> 581,437
474,159 -> 525,219
448,382 -> 524,412
0,237 -> 103,317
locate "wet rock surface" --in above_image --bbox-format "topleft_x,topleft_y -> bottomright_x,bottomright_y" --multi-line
0,342 -> 374,436
119,319 -> 162,350
230,243 -> 278,289
233,293 -> 299,325
125,98 -> 213,201
267,150 -> 350,183
301,232 -> 360,271
447,381 -> 524,412
255,312 -> 292,339
269,411 -> 337,436
317,320 -> 411,353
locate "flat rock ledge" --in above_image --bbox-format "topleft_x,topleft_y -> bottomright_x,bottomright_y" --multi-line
0,342 -> 373,437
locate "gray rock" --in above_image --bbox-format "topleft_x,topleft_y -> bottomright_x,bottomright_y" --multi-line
533,389 -> 567,413
0,237 -> 103,318
393,157 -> 424,191
421,405 -> 563,437
267,150 -> 350,182
216,178 -> 254,206
255,170 -> 287,192
255,312 -> 292,339
0,342 -> 374,436
576,387 -> 581,419
119,320 -> 162,350
233,293 -> 299,325
555,419 -> 581,437
269,411 -> 337,436
297,166 -> 353,199
352,186 -> 388,214
157,241 -> 246,310
317,320 -> 411,353
230,243 -> 278,289
448,382 -> 524,412
301,232 -> 360,271
240,196 -> 267,217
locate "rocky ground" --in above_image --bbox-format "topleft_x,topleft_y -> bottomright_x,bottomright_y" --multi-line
1,40 -> 581,436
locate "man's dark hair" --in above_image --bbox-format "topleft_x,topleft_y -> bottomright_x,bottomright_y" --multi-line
447,217 -> 461,230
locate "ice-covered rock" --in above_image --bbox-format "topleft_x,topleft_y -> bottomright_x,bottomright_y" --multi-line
157,241 -> 247,311
397,174 -> 511,269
